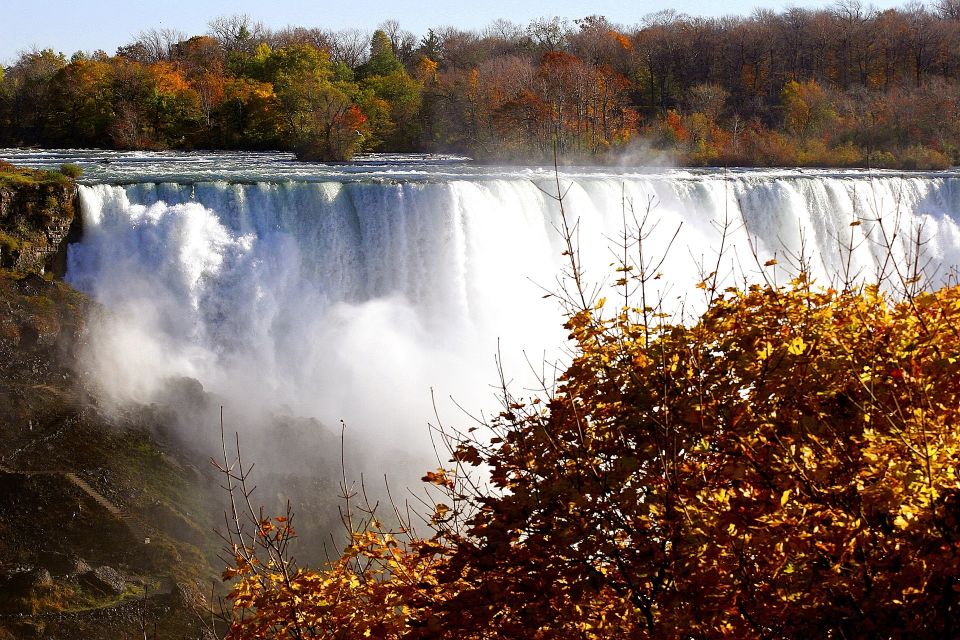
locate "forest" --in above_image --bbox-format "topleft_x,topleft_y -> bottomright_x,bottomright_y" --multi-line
1,1 -> 960,166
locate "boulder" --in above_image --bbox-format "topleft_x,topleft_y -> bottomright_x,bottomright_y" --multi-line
14,567 -> 53,591
38,551 -> 91,578
80,565 -> 125,595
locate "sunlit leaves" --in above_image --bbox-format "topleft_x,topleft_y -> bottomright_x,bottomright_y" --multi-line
419,280 -> 960,638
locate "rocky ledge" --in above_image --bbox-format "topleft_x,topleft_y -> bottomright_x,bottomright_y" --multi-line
0,162 -> 81,276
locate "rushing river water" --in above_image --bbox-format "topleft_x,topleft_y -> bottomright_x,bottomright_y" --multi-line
4,149 -> 960,454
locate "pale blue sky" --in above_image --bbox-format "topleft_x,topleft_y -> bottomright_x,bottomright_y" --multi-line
1,0 -> 912,65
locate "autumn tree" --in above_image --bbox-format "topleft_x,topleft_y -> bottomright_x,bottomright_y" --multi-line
261,44 -> 367,160
3,4 -> 960,164
407,263 -> 960,638
781,79 -> 838,139
175,36 -> 228,137
46,57 -> 114,146
214,77 -> 280,149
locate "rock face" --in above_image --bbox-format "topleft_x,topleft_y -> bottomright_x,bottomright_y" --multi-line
0,163 -> 80,276
0,162 -> 225,638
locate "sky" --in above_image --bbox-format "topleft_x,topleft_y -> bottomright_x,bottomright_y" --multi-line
1,0 -> 913,65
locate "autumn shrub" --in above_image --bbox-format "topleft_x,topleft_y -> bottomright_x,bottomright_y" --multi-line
223,520 -> 441,639
222,271 -> 960,639
58,163 -> 83,179
739,128 -> 799,167
867,150 -> 898,169
409,271 -> 960,639
898,145 -> 952,171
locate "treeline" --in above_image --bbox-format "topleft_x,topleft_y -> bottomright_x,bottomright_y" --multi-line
1,2 -> 959,166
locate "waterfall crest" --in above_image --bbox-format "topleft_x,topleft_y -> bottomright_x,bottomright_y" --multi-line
68,171 -> 960,443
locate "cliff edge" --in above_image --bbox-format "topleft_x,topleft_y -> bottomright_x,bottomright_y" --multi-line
0,162 -> 80,276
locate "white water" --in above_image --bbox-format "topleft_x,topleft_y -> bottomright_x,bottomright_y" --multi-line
5,150 -> 960,457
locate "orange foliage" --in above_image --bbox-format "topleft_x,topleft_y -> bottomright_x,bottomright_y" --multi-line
225,523 -> 442,640
664,109 -> 687,142
150,61 -> 192,95
609,30 -> 633,51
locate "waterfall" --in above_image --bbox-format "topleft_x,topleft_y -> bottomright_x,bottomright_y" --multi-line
66,170 -> 960,447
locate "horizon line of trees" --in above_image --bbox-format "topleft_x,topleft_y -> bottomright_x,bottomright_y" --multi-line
1,1 -> 959,166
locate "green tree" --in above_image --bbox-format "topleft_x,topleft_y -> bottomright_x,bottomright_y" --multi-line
268,45 -> 367,160
361,71 -> 422,150
417,29 -> 443,63
359,30 -> 404,78
3,49 -> 67,143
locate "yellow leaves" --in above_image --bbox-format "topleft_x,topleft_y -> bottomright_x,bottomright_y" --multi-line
756,334 -> 807,359
757,342 -> 774,360
786,336 -> 806,355
222,509 -> 449,640
780,489 -> 792,507
669,353 -> 680,372
422,468 -> 454,489
414,56 -> 438,82
222,277 -> 960,639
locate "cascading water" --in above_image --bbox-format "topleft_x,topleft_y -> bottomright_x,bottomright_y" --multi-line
67,178 -> 576,451
4,150 -> 960,458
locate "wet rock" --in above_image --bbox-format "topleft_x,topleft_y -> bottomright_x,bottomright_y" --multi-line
80,565 -> 125,595
5,619 -> 46,638
66,556 -> 93,578
26,567 -> 53,589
